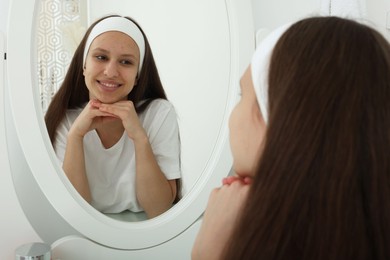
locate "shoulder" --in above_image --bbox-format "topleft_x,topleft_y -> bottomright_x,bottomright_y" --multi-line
147,99 -> 175,110
65,106 -> 84,121
139,99 -> 178,129
142,99 -> 177,116
60,105 -> 85,127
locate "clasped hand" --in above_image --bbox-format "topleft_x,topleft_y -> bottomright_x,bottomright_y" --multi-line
69,99 -> 145,140
192,175 -> 252,260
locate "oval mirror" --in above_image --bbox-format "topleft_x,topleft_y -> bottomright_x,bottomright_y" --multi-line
6,0 -> 254,251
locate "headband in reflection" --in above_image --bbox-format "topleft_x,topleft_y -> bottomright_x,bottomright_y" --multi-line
83,16 -> 145,74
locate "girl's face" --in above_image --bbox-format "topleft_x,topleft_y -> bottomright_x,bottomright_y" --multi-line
229,66 -> 266,178
83,31 -> 140,104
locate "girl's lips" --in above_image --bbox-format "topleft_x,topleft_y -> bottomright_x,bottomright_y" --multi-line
97,80 -> 122,92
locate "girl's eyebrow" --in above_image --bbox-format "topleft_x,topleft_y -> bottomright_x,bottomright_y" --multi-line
90,47 -> 137,59
90,47 -> 109,53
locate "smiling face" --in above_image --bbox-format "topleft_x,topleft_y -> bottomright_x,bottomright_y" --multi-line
229,66 -> 266,178
83,31 -> 140,104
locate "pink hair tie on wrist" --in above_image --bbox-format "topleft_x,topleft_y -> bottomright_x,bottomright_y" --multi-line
222,176 -> 252,185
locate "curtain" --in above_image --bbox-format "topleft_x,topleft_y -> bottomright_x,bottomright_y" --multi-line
37,0 -> 86,113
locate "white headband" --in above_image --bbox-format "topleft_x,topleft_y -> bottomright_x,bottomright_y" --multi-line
251,23 -> 292,124
83,16 -> 145,74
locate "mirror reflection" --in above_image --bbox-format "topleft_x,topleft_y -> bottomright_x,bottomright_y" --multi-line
34,0 -> 235,225
45,15 -> 182,219
38,2 -> 181,220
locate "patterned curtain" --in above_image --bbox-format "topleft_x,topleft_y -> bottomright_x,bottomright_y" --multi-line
37,0 -> 86,113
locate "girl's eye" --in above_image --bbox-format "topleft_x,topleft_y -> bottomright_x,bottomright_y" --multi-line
120,60 -> 133,65
95,55 -> 107,61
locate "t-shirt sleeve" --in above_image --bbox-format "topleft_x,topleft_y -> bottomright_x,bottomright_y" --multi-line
53,112 -> 74,164
143,100 -> 181,180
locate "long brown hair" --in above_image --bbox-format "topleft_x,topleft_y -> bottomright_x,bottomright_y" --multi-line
224,17 -> 390,259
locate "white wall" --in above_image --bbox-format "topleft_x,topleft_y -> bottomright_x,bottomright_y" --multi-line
251,0 -> 390,42
366,0 -> 390,40
0,0 -> 42,259
252,0 -> 319,32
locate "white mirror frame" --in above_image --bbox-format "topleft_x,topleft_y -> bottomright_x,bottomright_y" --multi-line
6,0 -> 254,250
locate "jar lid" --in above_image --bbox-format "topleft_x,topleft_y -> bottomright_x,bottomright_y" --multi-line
15,242 -> 51,260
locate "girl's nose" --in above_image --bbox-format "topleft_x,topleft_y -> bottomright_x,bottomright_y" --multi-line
103,61 -> 119,78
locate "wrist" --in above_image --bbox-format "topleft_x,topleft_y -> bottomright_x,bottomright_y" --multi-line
68,129 -> 85,142
132,132 -> 149,146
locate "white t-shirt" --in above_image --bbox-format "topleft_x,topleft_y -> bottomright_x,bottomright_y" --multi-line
54,99 -> 181,213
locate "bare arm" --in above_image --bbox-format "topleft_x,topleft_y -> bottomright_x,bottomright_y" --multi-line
63,132 -> 91,202
61,100 -> 114,203
98,101 -> 177,218
133,134 -> 176,218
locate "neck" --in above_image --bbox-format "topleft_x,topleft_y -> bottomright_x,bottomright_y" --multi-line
95,118 -> 125,149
